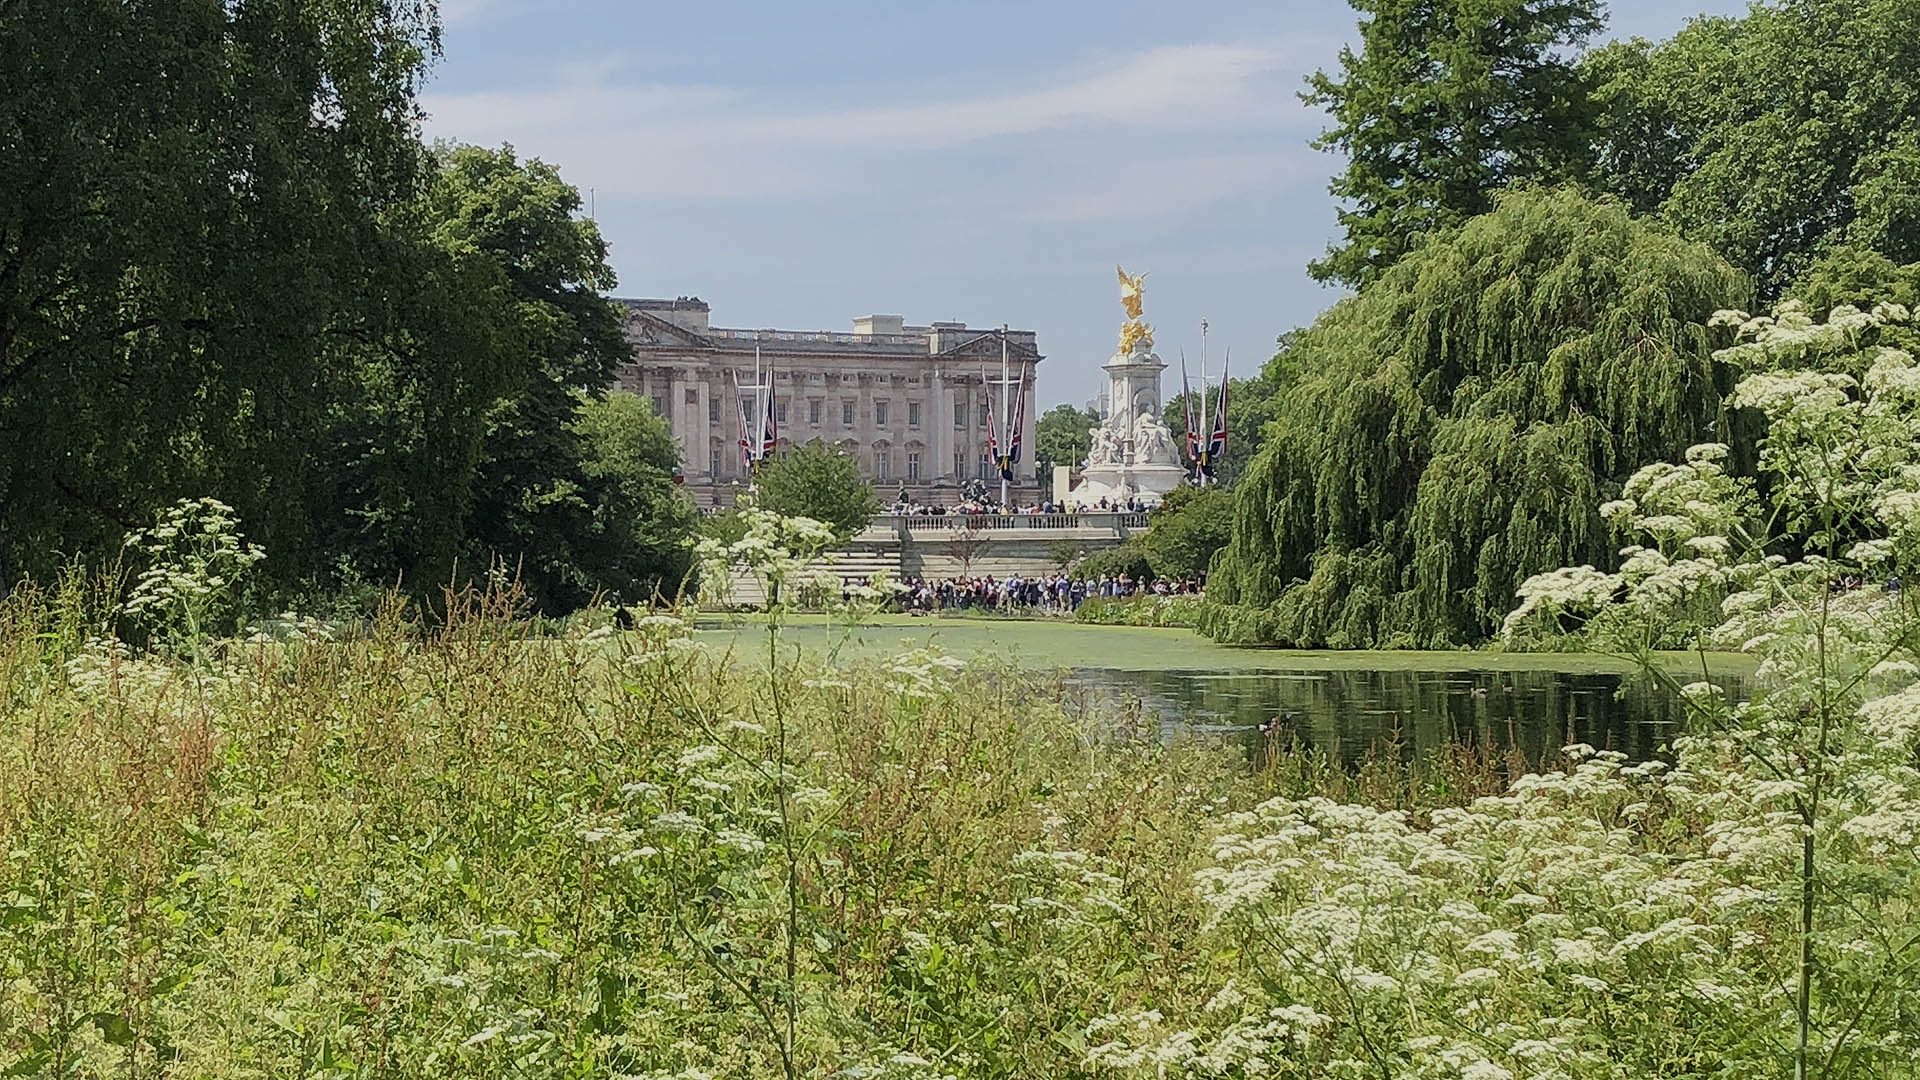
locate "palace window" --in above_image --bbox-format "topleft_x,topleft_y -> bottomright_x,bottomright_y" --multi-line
954,452 -> 965,477
842,401 -> 855,426
685,388 -> 698,405
808,399 -> 822,425
875,401 -> 888,427
709,448 -> 721,476
876,451 -> 890,480
651,395 -> 666,418
907,452 -> 921,480
775,399 -> 788,424
908,402 -> 921,428
978,453 -> 993,480
954,401 -> 966,427
708,395 -> 720,423
979,405 -> 990,427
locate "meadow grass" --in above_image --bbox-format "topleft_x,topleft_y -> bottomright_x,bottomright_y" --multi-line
4,574 -> 1902,1078
0,580 -> 1261,1077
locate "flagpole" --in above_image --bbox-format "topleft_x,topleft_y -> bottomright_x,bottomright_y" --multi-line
1214,346 -> 1231,482
999,327 -> 1010,511
979,359 -> 991,504
749,340 -> 761,495
1180,348 -> 1197,485
1199,319 -> 1211,486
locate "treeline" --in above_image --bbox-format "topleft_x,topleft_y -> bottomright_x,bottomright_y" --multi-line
0,2 -> 693,613
1205,0 -> 1920,647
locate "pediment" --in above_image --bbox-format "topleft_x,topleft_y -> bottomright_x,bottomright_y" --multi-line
625,310 -> 713,349
934,332 -> 1040,362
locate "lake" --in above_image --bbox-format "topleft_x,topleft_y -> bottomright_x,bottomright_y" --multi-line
698,617 -> 1751,765
1057,665 -> 1740,765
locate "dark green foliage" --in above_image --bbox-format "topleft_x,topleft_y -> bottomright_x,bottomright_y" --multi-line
0,3 -> 693,618
1139,486 -> 1235,581
281,144 -> 677,612
1035,404 -> 1102,476
1786,249 -> 1920,378
1204,189 -> 1750,647
753,441 -> 879,541
415,145 -> 644,609
1586,0 -> 1920,299
1788,248 -> 1920,313
563,392 -> 699,604
0,0 -> 437,583
1074,542 -> 1154,584
1305,0 -> 1604,287
700,509 -> 752,548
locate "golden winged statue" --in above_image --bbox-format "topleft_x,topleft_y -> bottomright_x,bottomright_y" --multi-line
1116,265 -> 1146,320
1115,265 -> 1154,353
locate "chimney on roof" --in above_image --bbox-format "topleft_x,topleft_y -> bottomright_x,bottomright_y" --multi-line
853,314 -> 905,337
646,296 -> 709,333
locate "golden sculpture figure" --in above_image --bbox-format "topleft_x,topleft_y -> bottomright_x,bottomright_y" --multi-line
1115,264 -> 1154,353
1116,265 -> 1146,320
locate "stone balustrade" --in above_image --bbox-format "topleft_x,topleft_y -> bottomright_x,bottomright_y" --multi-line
870,512 -> 1151,535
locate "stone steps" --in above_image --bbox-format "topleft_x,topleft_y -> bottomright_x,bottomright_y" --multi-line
717,543 -> 903,608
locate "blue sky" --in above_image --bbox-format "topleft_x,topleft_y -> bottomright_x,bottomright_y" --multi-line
423,0 -> 1749,408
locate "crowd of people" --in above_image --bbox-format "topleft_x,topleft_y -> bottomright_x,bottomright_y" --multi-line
860,572 -> 1205,614
886,485 -> 1154,518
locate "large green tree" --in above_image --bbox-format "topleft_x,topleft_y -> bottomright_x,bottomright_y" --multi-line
1305,0 -> 1603,288
752,440 -> 879,541
1035,404 -> 1102,478
1204,188 -> 1750,647
1139,486 -> 1235,581
417,145 -> 637,608
565,392 -> 699,603
1585,0 -> 1920,299
308,143 -> 666,612
0,0 -> 438,583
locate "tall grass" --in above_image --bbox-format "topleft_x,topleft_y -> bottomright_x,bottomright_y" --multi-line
11,554 -> 1913,1076
0,576 -> 1256,1077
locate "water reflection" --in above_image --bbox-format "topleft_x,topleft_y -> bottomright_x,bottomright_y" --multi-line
1060,666 -> 1747,766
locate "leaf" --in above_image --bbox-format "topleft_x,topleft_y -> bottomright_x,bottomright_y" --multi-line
0,1053 -> 49,1077
90,1012 -> 134,1046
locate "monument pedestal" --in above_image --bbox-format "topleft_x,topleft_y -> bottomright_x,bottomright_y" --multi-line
1065,336 -> 1189,509
1073,461 -> 1186,507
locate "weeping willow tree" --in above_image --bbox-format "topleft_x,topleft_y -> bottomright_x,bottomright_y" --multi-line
1203,188 -> 1751,647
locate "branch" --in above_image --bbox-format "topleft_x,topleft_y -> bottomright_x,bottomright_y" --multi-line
0,315 -> 215,392
49,470 -> 139,530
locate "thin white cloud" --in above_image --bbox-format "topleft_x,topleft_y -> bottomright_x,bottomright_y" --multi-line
770,44 -> 1300,147
421,42 -> 1321,211
437,0 -> 493,27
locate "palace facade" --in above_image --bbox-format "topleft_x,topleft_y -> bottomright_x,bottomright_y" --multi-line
613,297 -> 1043,507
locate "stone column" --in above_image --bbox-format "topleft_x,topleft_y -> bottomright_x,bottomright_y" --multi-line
857,373 -> 876,478
960,378 -> 977,481
930,371 -> 951,484
691,361 -> 711,479
663,367 -> 687,476
1020,359 -> 1039,483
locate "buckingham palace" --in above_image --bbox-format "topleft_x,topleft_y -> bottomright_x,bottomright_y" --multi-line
613,297 -> 1043,507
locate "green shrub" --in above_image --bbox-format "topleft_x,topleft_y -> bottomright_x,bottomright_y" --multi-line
1075,593 -> 1206,628
1074,541 -> 1153,583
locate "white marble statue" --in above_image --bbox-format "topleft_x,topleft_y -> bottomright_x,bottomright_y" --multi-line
1086,423 -> 1115,466
1134,410 -> 1178,464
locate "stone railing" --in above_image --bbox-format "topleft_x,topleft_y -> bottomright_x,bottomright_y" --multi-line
876,512 -> 1150,533
706,327 -> 925,347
